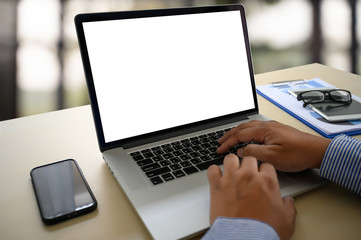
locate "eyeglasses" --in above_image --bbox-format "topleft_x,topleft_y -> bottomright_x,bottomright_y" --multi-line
297,89 -> 352,107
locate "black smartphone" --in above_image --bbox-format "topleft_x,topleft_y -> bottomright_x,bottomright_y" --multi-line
30,159 -> 97,225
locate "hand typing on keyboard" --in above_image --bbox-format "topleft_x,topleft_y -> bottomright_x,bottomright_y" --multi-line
207,154 -> 296,240
217,120 -> 331,172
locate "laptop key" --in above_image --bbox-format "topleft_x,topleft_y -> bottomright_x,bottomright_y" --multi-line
200,149 -> 210,155
145,166 -> 171,178
171,141 -> 181,146
208,146 -> 218,153
209,152 -> 223,159
137,158 -> 153,166
163,147 -> 174,153
216,130 -> 224,135
196,158 -> 223,171
182,142 -> 192,148
151,146 -> 161,151
190,158 -> 202,165
161,173 -> 175,181
173,150 -> 183,156
170,157 -> 181,164
152,155 -> 164,162
150,176 -> 163,185
160,160 -> 171,166
182,148 -> 192,153
180,160 -> 192,168
200,155 -> 211,162
143,152 -> 155,158
173,170 -> 186,178
183,166 -> 199,175
201,143 -> 212,148
192,146 -> 202,151
130,151 -> 141,156
173,145 -> 184,150
179,154 -> 190,161
209,135 -> 219,141
153,149 -> 165,155
189,152 -> 201,158
141,162 -> 160,172
170,163 -> 181,170
163,153 -> 174,159
141,149 -> 151,154
191,140 -> 202,146
132,154 -> 144,161
200,137 -> 211,143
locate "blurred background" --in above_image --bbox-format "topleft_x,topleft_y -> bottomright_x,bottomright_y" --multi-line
0,0 -> 360,121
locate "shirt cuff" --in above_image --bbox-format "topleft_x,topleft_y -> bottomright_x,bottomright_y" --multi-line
320,134 -> 361,195
202,217 -> 280,240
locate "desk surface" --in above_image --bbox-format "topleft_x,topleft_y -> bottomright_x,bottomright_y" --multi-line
1,64 -> 361,240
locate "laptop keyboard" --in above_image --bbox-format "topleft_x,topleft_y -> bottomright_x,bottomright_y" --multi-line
130,127 -> 246,185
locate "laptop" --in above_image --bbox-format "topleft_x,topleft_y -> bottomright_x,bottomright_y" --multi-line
75,5 -> 324,239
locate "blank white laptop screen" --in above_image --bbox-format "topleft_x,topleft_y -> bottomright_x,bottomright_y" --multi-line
83,10 -> 254,143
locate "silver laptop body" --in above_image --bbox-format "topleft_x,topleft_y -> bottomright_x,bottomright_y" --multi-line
75,5 -> 324,239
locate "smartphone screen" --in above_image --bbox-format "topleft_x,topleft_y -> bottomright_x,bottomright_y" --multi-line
30,159 -> 97,225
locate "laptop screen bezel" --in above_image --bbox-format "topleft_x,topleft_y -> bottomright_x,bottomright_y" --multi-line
75,4 -> 258,152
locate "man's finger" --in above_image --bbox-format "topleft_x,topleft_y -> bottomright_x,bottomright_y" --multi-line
207,164 -> 222,189
238,144 -> 277,162
217,125 -> 273,154
259,162 -> 277,176
239,156 -> 259,173
283,196 -> 297,226
222,154 -> 240,177
217,128 -> 258,153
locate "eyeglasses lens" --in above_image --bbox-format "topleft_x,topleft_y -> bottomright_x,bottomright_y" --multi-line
330,90 -> 351,102
302,91 -> 324,103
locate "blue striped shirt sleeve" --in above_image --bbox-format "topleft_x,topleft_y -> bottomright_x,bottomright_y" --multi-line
202,217 -> 279,240
320,134 -> 361,195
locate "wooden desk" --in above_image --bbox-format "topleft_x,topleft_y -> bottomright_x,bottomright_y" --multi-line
1,64 -> 360,239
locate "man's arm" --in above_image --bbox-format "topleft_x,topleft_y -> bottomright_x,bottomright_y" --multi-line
320,134 -> 361,195
202,217 -> 279,240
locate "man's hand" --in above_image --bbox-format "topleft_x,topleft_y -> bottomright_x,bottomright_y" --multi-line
207,154 -> 296,240
217,120 -> 332,172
